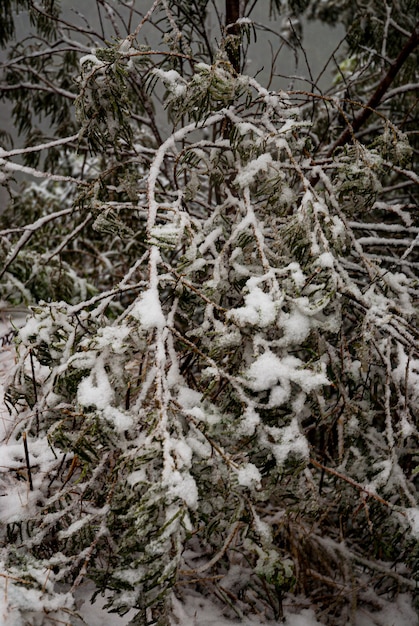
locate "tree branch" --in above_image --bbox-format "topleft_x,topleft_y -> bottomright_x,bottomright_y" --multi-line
0,134 -> 79,159
327,20 -> 419,157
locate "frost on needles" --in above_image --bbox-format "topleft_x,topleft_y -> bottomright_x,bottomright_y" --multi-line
0,3 -> 418,625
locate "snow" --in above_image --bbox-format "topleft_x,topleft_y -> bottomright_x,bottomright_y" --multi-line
79,52 -> 104,68
162,438 -> 198,509
229,283 -> 278,327
118,38 -> 131,53
77,357 -> 114,410
235,153 -> 273,188
238,405 -> 261,436
170,594 -> 325,626
279,306 -> 311,345
178,385 -> 203,409
166,470 -> 198,509
236,17 -> 252,25
150,222 -> 183,247
236,462 -> 262,488
103,405 -> 134,432
405,507 -> 419,538
130,287 -> 166,330
246,351 -> 329,406
287,262 -> 306,288
0,487 -> 43,524
391,344 -> 419,407
0,562 -> 75,625
316,252 -> 334,268
195,62 -> 211,72
266,419 -> 310,466
0,319 -> 418,625
58,515 -> 94,539
363,459 -> 393,495
74,582 -> 137,625
153,68 -> 187,97
353,594 -> 418,626
18,315 -> 49,343
331,215 -> 346,241
95,324 -> 130,353
236,121 -> 258,135
186,433 -> 212,459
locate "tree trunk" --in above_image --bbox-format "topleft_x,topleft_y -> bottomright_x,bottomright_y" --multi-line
225,0 -> 241,73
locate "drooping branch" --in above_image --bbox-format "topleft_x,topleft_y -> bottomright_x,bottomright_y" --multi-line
0,207 -> 75,281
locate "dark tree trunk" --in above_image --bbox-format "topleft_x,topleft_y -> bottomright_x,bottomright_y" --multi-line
225,0 -> 241,73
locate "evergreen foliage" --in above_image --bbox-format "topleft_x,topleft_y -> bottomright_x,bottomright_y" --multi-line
0,1 -> 418,624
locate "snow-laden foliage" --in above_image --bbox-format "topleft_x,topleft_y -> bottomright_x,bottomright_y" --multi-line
0,2 -> 418,625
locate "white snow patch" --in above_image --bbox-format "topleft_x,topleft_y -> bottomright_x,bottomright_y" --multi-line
162,439 -> 198,509
79,53 -> 104,67
58,515 -> 93,539
246,351 -> 328,406
229,282 -> 278,328
238,406 -> 260,436
178,386 -> 203,409
354,593 -> 419,626
392,344 -> 419,405
287,262 -> 306,288
130,289 -> 165,330
405,507 -> 419,538
363,459 -> 392,495
166,470 -> 198,509
96,324 -> 130,353
0,488 -> 43,524
0,571 -> 74,626
236,121 -> 257,135
267,418 -> 310,466
199,226 -> 223,254
127,468 -> 147,487
316,252 -> 334,268
149,222 -> 183,247
195,62 -> 211,72
19,316 -> 48,343
236,463 -> 261,489
170,594 -> 325,625
173,439 -> 193,469
77,359 -> 114,410
153,68 -> 187,97
247,352 -> 288,392
186,434 -> 212,459
280,186 -> 294,206
279,307 -> 311,345
331,215 -> 346,240
75,581 -> 137,625
104,405 -> 133,431
234,153 -> 273,187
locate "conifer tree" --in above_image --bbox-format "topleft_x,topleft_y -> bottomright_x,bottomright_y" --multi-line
0,2 -> 418,624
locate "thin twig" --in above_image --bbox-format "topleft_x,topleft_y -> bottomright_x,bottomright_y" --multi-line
22,432 -> 33,492
181,521 -> 244,575
310,457 -> 405,514
29,349 -> 39,437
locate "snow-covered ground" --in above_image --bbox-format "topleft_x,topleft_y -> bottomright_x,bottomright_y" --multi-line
0,314 -> 417,626
75,588 -> 419,626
